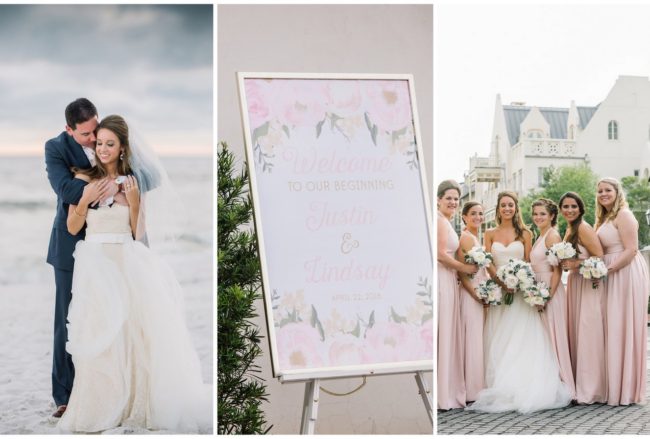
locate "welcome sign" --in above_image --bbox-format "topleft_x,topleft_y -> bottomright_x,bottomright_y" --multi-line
238,73 -> 433,381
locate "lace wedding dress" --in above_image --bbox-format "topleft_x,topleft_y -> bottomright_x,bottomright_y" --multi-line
58,205 -> 211,433
466,240 -> 572,414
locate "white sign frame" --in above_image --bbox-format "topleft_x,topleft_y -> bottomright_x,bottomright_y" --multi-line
237,72 -> 434,382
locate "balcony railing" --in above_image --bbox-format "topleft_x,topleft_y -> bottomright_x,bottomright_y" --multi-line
523,139 -> 577,157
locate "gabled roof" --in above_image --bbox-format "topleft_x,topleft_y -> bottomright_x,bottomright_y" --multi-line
502,104 -> 598,146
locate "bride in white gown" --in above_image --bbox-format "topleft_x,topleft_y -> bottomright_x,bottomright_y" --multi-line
467,191 -> 572,414
58,115 -> 211,433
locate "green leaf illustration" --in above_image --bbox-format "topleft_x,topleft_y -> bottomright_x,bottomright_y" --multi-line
364,112 -> 373,131
311,305 -> 325,341
391,126 -> 407,143
350,321 -> 361,338
251,121 -> 270,146
368,310 -> 375,328
390,306 -> 407,324
421,312 -> 433,324
282,124 -> 290,138
316,118 -> 326,138
371,124 -> 378,146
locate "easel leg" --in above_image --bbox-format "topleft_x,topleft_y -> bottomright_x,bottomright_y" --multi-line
300,379 -> 320,434
415,371 -> 433,426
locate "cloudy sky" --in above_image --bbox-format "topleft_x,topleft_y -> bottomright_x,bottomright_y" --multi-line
0,4 -> 212,156
435,4 -> 650,187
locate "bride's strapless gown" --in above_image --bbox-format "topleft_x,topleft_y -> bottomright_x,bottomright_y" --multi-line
58,205 -> 212,433
467,240 -> 572,414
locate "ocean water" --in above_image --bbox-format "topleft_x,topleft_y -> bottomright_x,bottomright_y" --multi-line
0,156 -> 213,285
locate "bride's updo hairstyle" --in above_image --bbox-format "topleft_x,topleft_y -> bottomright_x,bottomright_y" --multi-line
531,198 -> 559,227
595,177 -> 627,228
559,191 -> 585,253
74,115 -> 133,179
495,191 -> 530,242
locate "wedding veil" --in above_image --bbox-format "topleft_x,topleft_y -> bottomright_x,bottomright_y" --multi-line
128,127 -> 185,251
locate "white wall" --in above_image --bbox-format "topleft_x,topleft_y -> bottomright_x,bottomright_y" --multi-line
217,5 -> 433,434
579,76 -> 650,180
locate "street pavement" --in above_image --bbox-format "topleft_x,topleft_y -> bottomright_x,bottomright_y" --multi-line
437,328 -> 650,435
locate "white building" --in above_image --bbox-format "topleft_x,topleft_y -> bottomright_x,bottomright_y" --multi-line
463,75 -> 650,224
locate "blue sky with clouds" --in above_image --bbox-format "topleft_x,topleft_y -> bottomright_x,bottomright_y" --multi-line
0,4 -> 212,156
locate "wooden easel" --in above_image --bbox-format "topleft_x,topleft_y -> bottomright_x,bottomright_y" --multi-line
299,371 -> 433,434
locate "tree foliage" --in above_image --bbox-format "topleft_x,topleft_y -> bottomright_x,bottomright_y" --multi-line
621,176 -> 650,248
217,142 -> 270,434
521,164 -> 599,238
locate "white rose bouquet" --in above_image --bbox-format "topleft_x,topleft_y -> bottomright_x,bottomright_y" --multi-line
579,256 -> 608,289
546,242 -> 577,267
521,280 -> 551,308
475,279 -> 502,306
496,258 -> 536,305
464,246 -> 493,278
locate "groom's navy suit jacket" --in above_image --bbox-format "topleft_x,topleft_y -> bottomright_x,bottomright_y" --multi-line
45,132 -> 93,271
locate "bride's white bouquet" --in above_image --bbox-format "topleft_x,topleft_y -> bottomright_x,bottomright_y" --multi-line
579,257 -> 608,289
546,242 -> 576,267
521,280 -> 551,307
464,246 -> 493,278
475,279 -> 502,306
496,258 -> 536,305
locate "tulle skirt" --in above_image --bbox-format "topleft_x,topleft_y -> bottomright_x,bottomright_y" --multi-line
467,293 -> 572,414
58,239 -> 212,433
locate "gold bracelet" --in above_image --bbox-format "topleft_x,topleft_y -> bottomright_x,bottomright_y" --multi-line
74,207 -> 87,218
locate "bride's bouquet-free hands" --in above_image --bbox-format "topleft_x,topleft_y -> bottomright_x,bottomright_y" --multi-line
579,257 -> 608,289
475,279 -> 502,306
464,246 -> 493,278
496,258 -> 536,305
546,242 -> 576,268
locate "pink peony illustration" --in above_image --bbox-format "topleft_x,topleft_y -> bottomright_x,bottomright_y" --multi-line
364,322 -> 427,363
364,81 -> 413,132
323,81 -> 363,117
273,80 -> 327,128
328,334 -> 367,366
276,322 -> 324,369
244,79 -> 271,130
419,322 -> 433,358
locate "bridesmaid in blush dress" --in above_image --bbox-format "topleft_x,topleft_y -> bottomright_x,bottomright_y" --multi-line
559,192 -> 607,404
457,201 -> 488,403
437,180 -> 478,410
530,198 -> 576,399
595,177 -> 649,405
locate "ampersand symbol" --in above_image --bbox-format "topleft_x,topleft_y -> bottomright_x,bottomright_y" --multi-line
341,233 -> 359,254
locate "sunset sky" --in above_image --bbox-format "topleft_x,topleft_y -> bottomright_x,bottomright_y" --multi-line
0,4 -> 212,156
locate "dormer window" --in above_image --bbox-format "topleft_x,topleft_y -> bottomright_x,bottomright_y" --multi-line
608,120 -> 618,140
527,129 -> 543,139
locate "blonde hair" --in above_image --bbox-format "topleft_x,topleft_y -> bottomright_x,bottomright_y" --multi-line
496,191 -> 530,242
595,177 -> 627,228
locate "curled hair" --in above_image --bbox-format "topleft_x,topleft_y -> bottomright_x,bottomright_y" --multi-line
461,201 -> 483,225
73,115 -> 133,180
559,191 -> 585,253
495,191 -> 530,242
531,198 -> 559,227
437,179 -> 461,199
595,177 -> 627,228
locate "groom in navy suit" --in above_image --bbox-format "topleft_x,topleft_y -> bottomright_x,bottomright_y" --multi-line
44,98 -> 118,418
